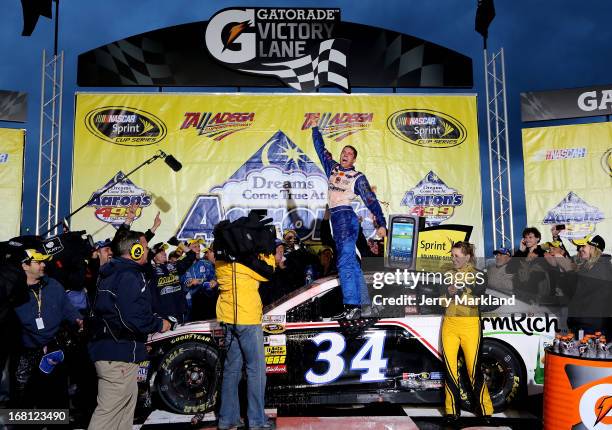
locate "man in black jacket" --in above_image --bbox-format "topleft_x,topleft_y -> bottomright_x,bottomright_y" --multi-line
150,242 -> 196,323
88,231 -> 170,430
0,261 -> 28,406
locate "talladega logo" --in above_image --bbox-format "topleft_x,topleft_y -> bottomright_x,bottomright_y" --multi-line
85,106 -> 167,146
87,172 -> 152,227
401,171 -> 463,226
180,112 -> 255,141
301,112 -> 373,141
542,191 -> 604,239
387,109 -> 467,148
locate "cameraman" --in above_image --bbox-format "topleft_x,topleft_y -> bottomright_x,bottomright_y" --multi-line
212,214 -> 276,430
88,231 -> 171,430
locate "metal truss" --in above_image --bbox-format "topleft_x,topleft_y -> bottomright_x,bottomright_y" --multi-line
484,47 -> 514,251
35,49 -> 64,236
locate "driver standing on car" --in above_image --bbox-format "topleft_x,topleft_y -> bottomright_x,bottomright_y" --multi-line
88,231 -> 171,430
440,241 -> 493,425
312,126 -> 387,320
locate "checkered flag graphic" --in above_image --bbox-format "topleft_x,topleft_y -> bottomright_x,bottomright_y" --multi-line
90,37 -> 175,85
240,39 -> 351,92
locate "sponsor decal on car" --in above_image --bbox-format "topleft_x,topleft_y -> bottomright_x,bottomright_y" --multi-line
263,324 -> 286,334
85,106 -> 167,146
387,109 -> 467,148
137,361 -> 150,383
169,333 -> 212,344
266,364 -> 288,374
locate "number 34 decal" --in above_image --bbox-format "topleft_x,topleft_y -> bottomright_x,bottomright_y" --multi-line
305,331 -> 388,384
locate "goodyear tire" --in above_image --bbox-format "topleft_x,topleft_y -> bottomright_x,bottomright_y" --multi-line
459,339 -> 524,413
156,341 -> 220,414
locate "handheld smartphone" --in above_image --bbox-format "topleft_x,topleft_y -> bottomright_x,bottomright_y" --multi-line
386,216 -> 417,268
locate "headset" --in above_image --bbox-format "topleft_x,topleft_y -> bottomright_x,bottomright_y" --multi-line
130,241 -> 144,260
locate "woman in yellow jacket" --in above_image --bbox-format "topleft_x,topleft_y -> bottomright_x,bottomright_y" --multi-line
215,253 -> 276,430
441,241 -> 493,424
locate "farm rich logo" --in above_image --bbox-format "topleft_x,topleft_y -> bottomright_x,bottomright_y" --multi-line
204,8 -> 350,92
301,112 -> 373,141
87,172 -> 152,227
387,109 -> 467,148
85,107 -> 167,146
180,112 -> 255,141
401,171 -> 463,225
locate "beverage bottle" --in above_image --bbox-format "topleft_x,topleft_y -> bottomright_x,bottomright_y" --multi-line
305,265 -> 314,286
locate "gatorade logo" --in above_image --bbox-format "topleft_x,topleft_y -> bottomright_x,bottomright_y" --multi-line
387,109 -> 467,148
579,385 -> 612,429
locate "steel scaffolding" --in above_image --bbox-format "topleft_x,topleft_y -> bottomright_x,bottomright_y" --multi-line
484,47 -> 515,251
35,49 -> 64,236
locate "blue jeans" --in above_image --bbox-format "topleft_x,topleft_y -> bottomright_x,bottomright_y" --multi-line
218,324 -> 267,428
331,207 -> 370,305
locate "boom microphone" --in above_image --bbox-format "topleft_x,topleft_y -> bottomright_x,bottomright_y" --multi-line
164,154 -> 182,172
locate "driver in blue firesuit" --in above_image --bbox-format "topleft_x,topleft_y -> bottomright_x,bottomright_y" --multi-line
312,126 -> 387,320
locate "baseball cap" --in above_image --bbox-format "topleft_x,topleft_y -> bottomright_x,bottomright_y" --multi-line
541,241 -> 562,251
21,248 -> 52,263
493,247 -> 511,256
94,238 -> 112,250
187,238 -> 205,245
274,239 -> 284,248
152,242 -> 169,255
572,235 -> 605,251
318,245 -> 334,256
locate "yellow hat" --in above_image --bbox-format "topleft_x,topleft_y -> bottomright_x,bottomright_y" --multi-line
187,238 -> 205,245
22,249 -> 52,263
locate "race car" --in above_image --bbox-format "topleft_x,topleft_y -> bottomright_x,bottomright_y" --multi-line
137,273 -> 559,415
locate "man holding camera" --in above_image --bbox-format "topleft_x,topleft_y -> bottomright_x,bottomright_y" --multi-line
88,231 -> 171,430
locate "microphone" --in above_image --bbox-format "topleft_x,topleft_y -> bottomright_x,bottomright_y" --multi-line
163,154 -> 182,172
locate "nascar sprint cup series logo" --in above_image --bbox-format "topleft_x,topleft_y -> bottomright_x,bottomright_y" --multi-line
85,107 -> 167,146
387,109 -> 467,148
204,8 -> 350,92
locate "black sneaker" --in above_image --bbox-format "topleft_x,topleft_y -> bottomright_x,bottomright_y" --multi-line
332,305 -> 361,320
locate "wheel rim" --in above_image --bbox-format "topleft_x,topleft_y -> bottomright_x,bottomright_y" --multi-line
170,358 -> 210,401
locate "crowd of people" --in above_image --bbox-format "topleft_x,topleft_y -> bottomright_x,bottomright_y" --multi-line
486,225 -> 612,335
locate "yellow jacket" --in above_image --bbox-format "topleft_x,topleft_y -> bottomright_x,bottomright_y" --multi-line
443,264 -> 485,318
215,255 -> 275,325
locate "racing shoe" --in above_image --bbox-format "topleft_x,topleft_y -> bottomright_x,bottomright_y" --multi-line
360,304 -> 382,318
332,304 -> 361,320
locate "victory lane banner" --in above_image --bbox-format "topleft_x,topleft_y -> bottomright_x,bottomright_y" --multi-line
522,122 -> 612,244
71,93 -> 485,254
0,128 -> 25,239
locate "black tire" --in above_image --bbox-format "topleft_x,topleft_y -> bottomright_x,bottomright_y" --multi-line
156,341 -> 220,414
459,339 -> 524,413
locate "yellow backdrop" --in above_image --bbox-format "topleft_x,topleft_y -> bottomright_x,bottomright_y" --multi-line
522,122 -> 612,244
72,93 -> 484,254
0,128 -> 24,239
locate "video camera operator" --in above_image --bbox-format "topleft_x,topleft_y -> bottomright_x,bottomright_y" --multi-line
88,231 -> 171,430
208,211 -> 276,430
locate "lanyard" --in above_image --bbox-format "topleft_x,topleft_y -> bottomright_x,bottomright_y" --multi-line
31,287 -> 42,317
